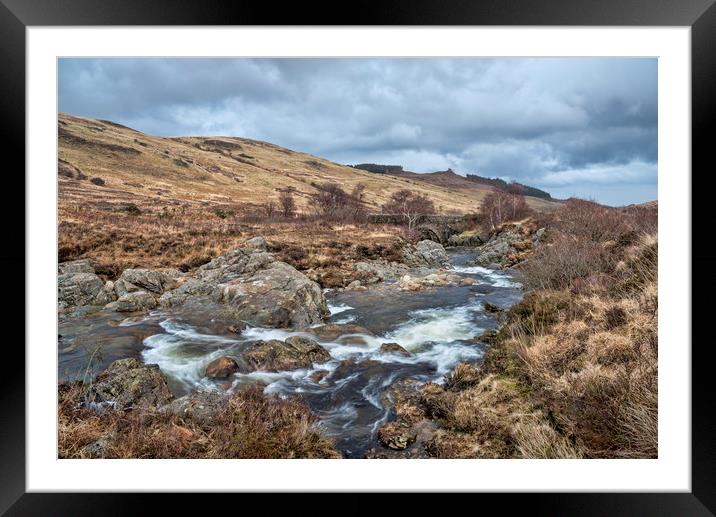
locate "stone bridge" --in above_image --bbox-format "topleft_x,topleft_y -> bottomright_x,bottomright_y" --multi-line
368,214 -> 464,244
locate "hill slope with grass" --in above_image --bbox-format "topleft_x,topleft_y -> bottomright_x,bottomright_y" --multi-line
59,113 -> 559,215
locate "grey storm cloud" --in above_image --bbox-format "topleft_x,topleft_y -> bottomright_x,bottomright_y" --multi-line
58,57 -> 657,206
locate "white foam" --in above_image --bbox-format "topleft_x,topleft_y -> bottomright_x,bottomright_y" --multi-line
381,305 -> 483,351
453,265 -> 522,288
328,303 -> 354,316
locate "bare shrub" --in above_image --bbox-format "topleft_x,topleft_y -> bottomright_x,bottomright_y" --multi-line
308,182 -> 366,222
479,191 -> 531,230
382,189 -> 436,231
261,200 -> 276,219
553,198 -> 631,243
278,191 -> 296,219
520,234 -> 613,291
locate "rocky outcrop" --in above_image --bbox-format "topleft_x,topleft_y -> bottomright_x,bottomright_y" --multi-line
114,268 -> 180,297
242,337 -> 331,372
159,390 -> 228,426
106,291 -> 158,312
205,356 -> 242,379
471,225 -> 542,269
215,261 -> 327,328
58,260 -> 116,310
402,240 -> 451,269
158,278 -> 214,307
447,231 -> 485,247
88,358 -> 173,410
379,342 -> 411,357
378,421 -> 417,450
354,260 -> 409,283
58,259 -> 95,275
161,241 -> 328,328
398,273 -> 476,291
305,323 -> 373,341
245,236 -> 267,250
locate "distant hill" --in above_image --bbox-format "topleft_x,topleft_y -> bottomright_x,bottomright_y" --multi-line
57,114 -> 561,214
465,174 -> 553,200
347,163 -> 555,204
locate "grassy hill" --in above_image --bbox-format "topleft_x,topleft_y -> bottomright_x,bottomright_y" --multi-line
58,113 -> 560,214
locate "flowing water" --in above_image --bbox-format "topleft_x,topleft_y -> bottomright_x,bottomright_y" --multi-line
58,250 -> 523,457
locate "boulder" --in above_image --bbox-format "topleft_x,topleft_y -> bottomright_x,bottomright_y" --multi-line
58,271 -> 116,310
107,291 -> 158,312
378,421 -> 417,450
158,278 -> 214,308
114,268 -> 176,297
402,240 -> 451,269
159,390 -> 227,426
216,261 -> 328,328
227,322 -> 247,334
379,342 -> 411,357
310,369 -> 330,384
58,259 -> 95,275
245,236 -> 268,250
305,323 -> 373,341
483,302 -> 503,314
354,260 -> 408,282
242,337 -> 331,372
205,356 -> 241,378
160,245 -> 328,328
88,358 -> 173,410
447,231 -> 484,247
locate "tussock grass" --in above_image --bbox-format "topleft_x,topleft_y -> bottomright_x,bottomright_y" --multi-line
58,384 -> 340,459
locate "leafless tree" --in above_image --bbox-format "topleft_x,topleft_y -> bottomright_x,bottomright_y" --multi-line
262,200 -> 276,219
382,189 -> 436,231
279,191 -> 296,219
480,190 -> 530,230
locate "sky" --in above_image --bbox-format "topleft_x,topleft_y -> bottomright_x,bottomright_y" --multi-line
58,58 -> 657,206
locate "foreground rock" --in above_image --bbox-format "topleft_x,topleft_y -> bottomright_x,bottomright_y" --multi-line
402,240 -> 451,269
379,342 -> 411,357
242,337 -> 331,372
398,273 -> 476,291
58,260 -> 116,310
159,390 -> 228,426
205,356 -> 242,378
88,358 -> 173,410
378,421 -> 417,450
471,224 -> 544,269
162,241 -> 328,328
106,290 -> 158,312
305,323 -> 374,341
114,268 -> 180,297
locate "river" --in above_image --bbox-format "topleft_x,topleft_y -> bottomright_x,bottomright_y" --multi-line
58,250 -> 523,458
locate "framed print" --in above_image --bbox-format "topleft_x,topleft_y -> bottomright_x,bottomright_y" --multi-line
3,0 -> 714,513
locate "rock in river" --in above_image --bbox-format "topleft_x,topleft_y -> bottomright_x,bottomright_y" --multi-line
88,358 -> 173,410
242,337 -> 331,372
205,356 -> 242,379
159,240 -> 328,328
106,290 -> 158,312
379,342 -> 411,357
402,240 -> 451,269
58,260 -> 116,310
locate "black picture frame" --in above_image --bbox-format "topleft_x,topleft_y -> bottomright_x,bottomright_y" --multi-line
2,0 -> 713,513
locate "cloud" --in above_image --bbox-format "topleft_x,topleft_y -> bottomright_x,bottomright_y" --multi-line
58,57 -> 657,206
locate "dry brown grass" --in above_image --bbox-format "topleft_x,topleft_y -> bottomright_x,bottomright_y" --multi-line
420,230 -> 658,459
58,384 -> 340,459
59,112 -> 562,218
58,192 -> 407,287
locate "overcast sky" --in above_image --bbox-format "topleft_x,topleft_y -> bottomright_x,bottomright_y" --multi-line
59,58 -> 657,206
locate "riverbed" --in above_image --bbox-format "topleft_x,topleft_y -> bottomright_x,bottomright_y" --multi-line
58,250 -> 523,457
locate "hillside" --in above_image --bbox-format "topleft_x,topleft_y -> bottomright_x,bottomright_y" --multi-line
58,113 -> 560,214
